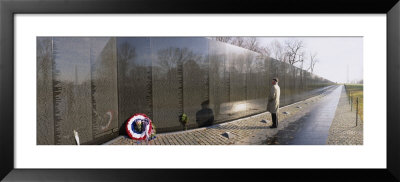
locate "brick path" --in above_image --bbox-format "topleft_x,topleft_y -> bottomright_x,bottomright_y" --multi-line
105,86 -> 337,145
326,86 -> 363,145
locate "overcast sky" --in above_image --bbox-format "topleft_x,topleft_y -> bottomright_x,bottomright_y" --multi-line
257,37 -> 363,83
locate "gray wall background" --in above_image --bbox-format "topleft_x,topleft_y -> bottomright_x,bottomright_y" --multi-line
37,37 -> 333,145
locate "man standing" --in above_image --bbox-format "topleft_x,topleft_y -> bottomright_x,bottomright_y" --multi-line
267,77 -> 280,128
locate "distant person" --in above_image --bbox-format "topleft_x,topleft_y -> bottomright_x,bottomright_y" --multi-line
196,100 -> 214,127
267,77 -> 280,128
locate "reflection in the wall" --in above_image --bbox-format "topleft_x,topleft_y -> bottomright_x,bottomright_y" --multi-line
37,37 -> 54,145
232,102 -> 247,112
152,39 -> 184,132
117,38 -> 152,135
196,100 -> 214,127
151,37 -> 210,132
209,40 -> 229,123
227,44 -> 247,119
246,53 -> 267,116
52,38 -> 93,145
90,38 -> 118,138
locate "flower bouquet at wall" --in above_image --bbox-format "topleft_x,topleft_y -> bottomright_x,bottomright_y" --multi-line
179,113 -> 188,131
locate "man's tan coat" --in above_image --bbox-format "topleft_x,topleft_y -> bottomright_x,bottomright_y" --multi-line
267,84 -> 280,113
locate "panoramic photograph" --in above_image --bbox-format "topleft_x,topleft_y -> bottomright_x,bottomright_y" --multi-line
36,36 -> 363,145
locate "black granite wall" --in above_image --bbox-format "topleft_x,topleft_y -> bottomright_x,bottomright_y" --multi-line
37,37 -> 333,144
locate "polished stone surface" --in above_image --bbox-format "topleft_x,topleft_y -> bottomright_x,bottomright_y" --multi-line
151,37 -> 209,132
90,38 -> 119,138
37,37 -> 54,145
52,38 -> 93,145
209,40 -> 229,123
117,38 -> 152,133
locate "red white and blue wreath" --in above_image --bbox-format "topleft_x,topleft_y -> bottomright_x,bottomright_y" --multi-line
126,113 -> 156,141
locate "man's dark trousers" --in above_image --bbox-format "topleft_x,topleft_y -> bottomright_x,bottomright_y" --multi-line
271,113 -> 278,127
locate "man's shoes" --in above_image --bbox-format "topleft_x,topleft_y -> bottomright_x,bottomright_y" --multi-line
269,125 -> 277,128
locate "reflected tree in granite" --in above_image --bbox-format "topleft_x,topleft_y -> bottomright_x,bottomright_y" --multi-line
209,40 -> 229,122
90,38 -> 118,137
153,46 -> 207,131
37,37 -> 55,145
118,41 -> 136,85
52,38 -> 93,145
117,38 -> 152,134
227,45 -> 247,118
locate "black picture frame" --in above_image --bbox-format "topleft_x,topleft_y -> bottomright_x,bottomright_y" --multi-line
1,0 -> 399,181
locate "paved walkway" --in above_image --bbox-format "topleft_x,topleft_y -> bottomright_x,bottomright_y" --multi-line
262,86 -> 342,145
326,86 -> 363,145
106,85 -> 340,145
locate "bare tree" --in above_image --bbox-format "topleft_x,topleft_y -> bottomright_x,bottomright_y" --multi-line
308,52 -> 318,73
117,41 -> 136,78
257,46 -> 271,57
231,37 -> 245,47
213,37 -> 233,43
212,38 -> 317,73
284,39 -> 304,66
243,37 -> 259,52
37,38 -> 52,84
268,40 -> 285,62
155,47 -> 201,74
229,37 -> 259,52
